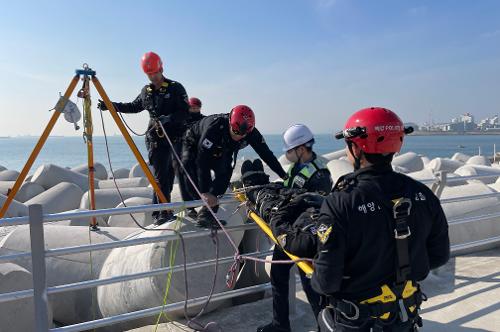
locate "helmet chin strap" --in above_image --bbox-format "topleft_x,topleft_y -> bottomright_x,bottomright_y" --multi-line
347,141 -> 362,170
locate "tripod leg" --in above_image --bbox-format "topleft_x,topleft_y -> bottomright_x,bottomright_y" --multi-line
91,76 -> 168,204
0,75 -> 80,218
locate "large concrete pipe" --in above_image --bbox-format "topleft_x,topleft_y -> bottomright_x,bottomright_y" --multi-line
107,197 -> 153,228
71,162 -> 108,180
109,168 -> 130,179
0,225 -> 140,324
392,152 -> 424,173
0,193 -> 28,217
426,158 -> 463,173
0,170 -> 20,181
25,182 -> 83,214
80,187 -> 153,212
0,263 -> 54,331
31,164 -> 98,191
0,181 -> 45,203
97,204 -> 247,330
327,159 -> 353,184
98,177 -> 149,189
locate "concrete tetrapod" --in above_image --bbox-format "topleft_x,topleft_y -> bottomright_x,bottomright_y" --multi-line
326,159 -> 354,184
426,157 -> 464,173
109,168 -> 130,179
454,165 -> 500,184
31,163 -> 98,191
451,152 -> 471,163
0,193 -> 28,217
25,182 -> 84,214
0,170 -> 20,181
129,163 -> 155,179
71,162 -> 108,180
97,201 -> 247,331
392,152 -> 424,173
0,225 -> 140,324
80,187 -> 153,215
98,177 -> 149,189
107,197 -> 154,228
0,180 -> 45,203
322,149 -> 347,161
466,155 -> 491,166
0,262 -> 54,331
440,182 -> 500,253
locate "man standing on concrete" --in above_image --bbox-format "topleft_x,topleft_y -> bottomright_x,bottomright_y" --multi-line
98,51 -> 189,224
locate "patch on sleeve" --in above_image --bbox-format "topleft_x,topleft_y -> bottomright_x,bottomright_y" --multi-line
202,138 -> 213,149
277,234 -> 287,248
317,224 -> 332,244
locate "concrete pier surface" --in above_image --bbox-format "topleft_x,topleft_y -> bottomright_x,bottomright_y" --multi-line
126,247 -> 500,332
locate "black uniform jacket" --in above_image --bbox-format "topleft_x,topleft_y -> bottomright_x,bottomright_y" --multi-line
184,114 -> 287,196
111,77 -> 189,139
311,164 -> 450,301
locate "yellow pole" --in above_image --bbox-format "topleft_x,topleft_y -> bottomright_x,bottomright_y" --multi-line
80,77 -> 97,227
0,75 -> 80,218
236,193 -> 314,277
91,76 -> 168,203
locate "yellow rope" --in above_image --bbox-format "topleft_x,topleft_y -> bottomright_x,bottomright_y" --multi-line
153,211 -> 184,331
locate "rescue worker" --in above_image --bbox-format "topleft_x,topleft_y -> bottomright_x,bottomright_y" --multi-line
312,107 -> 450,331
180,105 -> 287,228
97,51 -> 189,224
188,97 -> 204,123
257,124 -> 332,332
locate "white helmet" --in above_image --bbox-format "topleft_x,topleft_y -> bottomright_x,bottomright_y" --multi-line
282,124 -> 315,151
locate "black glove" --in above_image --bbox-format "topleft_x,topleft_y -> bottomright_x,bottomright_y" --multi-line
97,99 -> 108,111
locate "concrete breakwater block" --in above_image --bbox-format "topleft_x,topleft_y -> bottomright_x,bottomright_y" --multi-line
0,263 -> 53,331
0,193 -> 28,217
97,208 -> 247,329
426,157 -> 463,173
392,152 -> 424,173
278,154 -> 291,168
0,165 -> 6,172
48,208 -> 107,227
107,197 -> 153,228
109,168 -> 130,179
440,182 -> 499,219
327,159 -> 353,185
0,181 -> 45,203
25,182 -> 84,214
0,225 -> 139,324
129,163 -> 155,178
466,155 -> 491,166
454,165 -> 500,184
322,149 -> 347,161
98,177 -> 149,189
71,162 -> 108,180
80,187 -> 154,213
420,156 -> 431,166
0,169 -> 20,181
451,152 -> 471,163
31,163 -> 98,191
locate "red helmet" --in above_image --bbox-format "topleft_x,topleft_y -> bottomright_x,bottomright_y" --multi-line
229,105 -> 255,136
189,97 -> 202,107
141,52 -> 163,74
335,107 -> 413,154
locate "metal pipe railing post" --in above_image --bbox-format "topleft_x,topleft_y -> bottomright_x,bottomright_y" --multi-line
29,204 -> 50,332
431,171 -> 448,198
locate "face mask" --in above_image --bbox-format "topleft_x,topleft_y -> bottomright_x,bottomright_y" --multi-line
285,148 -> 300,163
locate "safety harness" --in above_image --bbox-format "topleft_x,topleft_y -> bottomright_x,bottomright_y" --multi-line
283,155 -> 329,189
327,193 -> 425,330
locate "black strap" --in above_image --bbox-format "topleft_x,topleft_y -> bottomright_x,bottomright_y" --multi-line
392,198 -> 412,284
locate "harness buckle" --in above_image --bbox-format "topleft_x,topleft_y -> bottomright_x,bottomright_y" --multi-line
338,300 -> 360,321
394,227 -> 411,239
392,198 -> 412,219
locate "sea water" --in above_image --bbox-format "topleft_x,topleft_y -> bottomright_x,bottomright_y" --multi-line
0,135 -> 499,172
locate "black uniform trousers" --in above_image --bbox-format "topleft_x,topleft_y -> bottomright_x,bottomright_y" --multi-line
149,139 -> 180,218
271,247 -> 323,331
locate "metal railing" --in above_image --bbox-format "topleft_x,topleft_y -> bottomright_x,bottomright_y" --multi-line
0,171 -> 499,331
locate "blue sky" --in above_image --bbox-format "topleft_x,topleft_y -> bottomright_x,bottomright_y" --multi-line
0,0 -> 499,136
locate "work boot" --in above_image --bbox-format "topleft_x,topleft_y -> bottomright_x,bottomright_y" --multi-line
187,208 -> 198,219
195,209 -> 226,229
154,210 -> 176,226
256,323 -> 290,332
